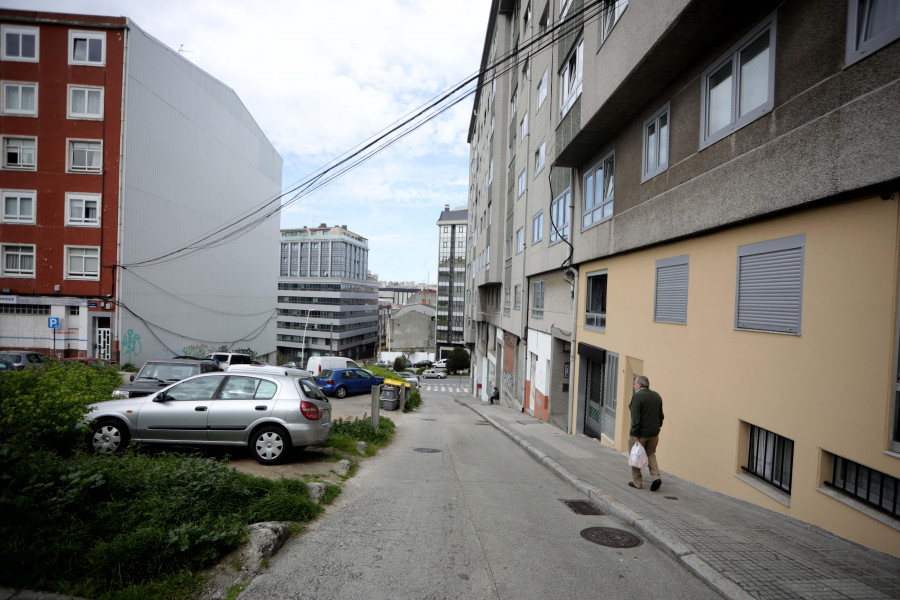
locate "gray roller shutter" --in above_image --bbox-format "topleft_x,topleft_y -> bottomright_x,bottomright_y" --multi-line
654,255 -> 689,324
735,234 -> 805,334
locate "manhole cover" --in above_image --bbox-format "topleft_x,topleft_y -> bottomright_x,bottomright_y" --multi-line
580,527 -> 641,548
561,499 -> 604,515
413,448 -> 441,453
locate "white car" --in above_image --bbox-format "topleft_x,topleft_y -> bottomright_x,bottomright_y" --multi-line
433,359 -> 447,370
422,369 -> 447,379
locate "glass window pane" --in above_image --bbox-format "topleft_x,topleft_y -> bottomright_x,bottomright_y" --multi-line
72,89 -> 85,114
584,173 -> 595,211
862,0 -> 900,42
707,61 -> 733,134
88,38 -> 102,62
73,38 -> 87,62
6,32 -> 19,56
87,90 -> 101,114
21,86 -> 35,111
739,32 -> 770,117
22,34 -> 35,58
604,157 -> 615,200
658,114 -> 669,166
4,85 -> 17,110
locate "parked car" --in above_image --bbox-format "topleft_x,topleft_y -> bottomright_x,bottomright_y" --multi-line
84,370 -> 331,465
113,359 -> 221,398
412,360 -> 433,368
433,359 -> 447,370
398,371 -> 419,388
306,355 -> 363,375
0,351 -> 51,370
62,357 -> 118,369
0,358 -> 15,374
315,368 -> 384,399
204,352 -> 253,370
421,369 -> 447,379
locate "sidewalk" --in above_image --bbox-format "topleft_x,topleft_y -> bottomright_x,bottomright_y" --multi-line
461,398 -> 900,600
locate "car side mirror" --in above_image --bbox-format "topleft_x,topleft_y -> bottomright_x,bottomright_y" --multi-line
130,374 -> 135,382
154,392 -> 167,402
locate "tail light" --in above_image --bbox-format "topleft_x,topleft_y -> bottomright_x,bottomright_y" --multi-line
326,379 -> 335,385
300,400 -> 320,420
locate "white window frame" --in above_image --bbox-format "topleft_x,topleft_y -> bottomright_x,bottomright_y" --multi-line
65,246 -> 101,280
516,227 -> 525,253
65,192 -> 101,227
518,168 -> 527,196
585,270 -> 608,332
68,30 -> 106,66
534,140 -> 546,176
560,0 -> 574,20
600,0 -> 629,44
1,244 -> 35,277
67,85 -> 104,120
550,189 -> 570,243
1,189 -> 36,224
532,280 -> 545,319
560,37 -> 584,118
583,151 -> 615,229
520,112 -> 529,140
67,139 -> 103,173
2,136 -> 37,170
532,210 -> 543,243
1,25 -> 39,62
700,13 -> 776,150
537,69 -> 548,108
1,81 -> 37,116
846,0 -> 900,66
514,285 -> 522,310
642,103 -> 670,182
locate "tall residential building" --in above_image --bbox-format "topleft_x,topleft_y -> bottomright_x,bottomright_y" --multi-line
436,205 -> 467,359
277,225 -> 378,365
467,0 -> 900,557
0,9 -> 281,366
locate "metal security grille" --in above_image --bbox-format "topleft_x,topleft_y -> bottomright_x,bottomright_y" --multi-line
744,424 -> 793,493
583,357 -> 604,440
97,328 -> 110,360
601,352 -> 618,439
829,455 -> 898,518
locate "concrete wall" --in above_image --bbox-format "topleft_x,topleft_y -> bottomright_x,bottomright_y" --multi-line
389,304 -> 435,352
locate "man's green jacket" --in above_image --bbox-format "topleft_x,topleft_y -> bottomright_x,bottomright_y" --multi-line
629,388 -> 664,438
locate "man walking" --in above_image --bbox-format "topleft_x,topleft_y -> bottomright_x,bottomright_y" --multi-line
628,375 -> 664,491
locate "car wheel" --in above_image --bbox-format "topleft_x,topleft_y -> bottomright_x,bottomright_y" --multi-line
335,386 -> 348,399
252,425 -> 289,465
89,419 -> 130,455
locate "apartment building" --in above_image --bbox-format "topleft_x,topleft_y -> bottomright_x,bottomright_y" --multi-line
466,0 -> 900,556
437,205 -> 468,359
277,225 -> 378,365
0,9 -> 282,366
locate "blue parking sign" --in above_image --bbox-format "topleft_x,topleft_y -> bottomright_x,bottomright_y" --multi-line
48,317 -> 60,329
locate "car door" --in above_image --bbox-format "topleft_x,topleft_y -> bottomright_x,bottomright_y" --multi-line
206,375 -> 277,443
339,369 -> 358,393
136,375 -> 225,443
353,369 -> 376,393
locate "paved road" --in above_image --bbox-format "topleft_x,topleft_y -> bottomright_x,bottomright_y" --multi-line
238,384 -> 722,600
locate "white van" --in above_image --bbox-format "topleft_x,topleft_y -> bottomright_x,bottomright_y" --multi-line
205,352 -> 252,370
306,355 -> 362,375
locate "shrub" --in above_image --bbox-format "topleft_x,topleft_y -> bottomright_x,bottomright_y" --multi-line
330,415 -> 395,448
392,355 -> 407,372
404,388 -> 422,412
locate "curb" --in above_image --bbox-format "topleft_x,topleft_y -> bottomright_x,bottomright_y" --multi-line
464,402 -> 752,600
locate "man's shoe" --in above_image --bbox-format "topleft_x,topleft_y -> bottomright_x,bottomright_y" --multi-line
628,482 -> 642,489
650,479 -> 662,491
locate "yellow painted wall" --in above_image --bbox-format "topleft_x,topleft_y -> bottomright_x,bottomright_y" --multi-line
573,195 -> 900,557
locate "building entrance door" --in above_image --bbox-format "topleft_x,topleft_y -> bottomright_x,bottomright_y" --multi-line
95,317 -> 111,360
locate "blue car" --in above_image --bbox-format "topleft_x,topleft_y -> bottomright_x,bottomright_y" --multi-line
316,368 -> 384,399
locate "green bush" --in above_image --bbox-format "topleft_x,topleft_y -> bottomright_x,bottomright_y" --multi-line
404,388 -> 422,412
0,361 -> 122,453
392,355 -> 407,372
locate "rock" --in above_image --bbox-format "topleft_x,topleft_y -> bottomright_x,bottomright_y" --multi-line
246,522 -> 291,565
355,441 -> 368,454
333,459 -> 353,477
197,521 -> 291,600
306,482 -> 328,503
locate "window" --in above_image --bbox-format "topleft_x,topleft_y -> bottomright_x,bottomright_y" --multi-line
744,424 -> 793,494
846,0 -> 900,66
583,152 -> 615,228
642,103 -> 670,182
504,288 -> 511,314
539,5 -> 549,34
2,82 -> 37,115
827,453 -> 898,518
2,244 -> 35,277
532,280 -> 545,318
520,112 -> 528,139
654,255 -> 689,324
537,69 -> 548,108
514,285 -> 522,309
532,211 -> 543,243
489,158 -> 493,184
68,140 -> 102,173
560,0 -> 574,20
66,247 -> 100,279
560,37 -> 584,117
534,140 -> 545,175
600,0 -> 629,44
1,25 -> 38,62
518,168 -> 527,196
2,190 -> 35,224
735,234 -> 805,334
550,189 -> 570,243
66,193 -> 101,226
701,13 -> 776,149
2,137 -> 36,170
516,228 -> 525,253
581,347 -> 619,441
69,30 -> 106,66
68,86 -> 103,119
585,271 -> 607,331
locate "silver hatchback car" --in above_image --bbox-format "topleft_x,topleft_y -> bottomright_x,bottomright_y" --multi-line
84,371 -> 331,464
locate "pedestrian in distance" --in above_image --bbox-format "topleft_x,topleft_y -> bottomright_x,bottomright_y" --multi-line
490,386 -> 499,405
628,375 -> 664,491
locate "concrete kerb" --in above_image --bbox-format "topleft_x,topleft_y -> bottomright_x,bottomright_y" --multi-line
464,402 -> 744,600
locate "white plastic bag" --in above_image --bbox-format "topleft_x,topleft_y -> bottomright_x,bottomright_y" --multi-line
629,441 -> 649,469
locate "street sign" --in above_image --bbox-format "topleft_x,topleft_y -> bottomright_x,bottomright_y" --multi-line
88,302 -> 98,308
48,317 -> 60,329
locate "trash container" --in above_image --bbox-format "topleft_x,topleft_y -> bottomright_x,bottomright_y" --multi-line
380,385 -> 400,411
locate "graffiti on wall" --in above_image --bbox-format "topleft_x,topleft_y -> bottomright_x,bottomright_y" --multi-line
181,344 -> 215,357
503,332 -> 516,393
122,329 -> 142,359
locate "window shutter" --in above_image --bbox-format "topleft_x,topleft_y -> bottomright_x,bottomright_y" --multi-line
735,235 -> 805,334
654,255 -> 689,324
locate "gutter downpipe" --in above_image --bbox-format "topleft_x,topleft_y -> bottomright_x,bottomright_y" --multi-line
114,22 -> 131,364
519,27 -> 534,417
567,169 -> 577,434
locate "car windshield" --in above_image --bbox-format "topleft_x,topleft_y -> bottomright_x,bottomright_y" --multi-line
137,363 -> 199,381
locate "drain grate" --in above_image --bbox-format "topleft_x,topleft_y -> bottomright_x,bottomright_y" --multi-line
664,496 -> 678,500
580,527 -> 642,548
561,499 -> 604,515
413,448 -> 441,453
421,418 -> 437,421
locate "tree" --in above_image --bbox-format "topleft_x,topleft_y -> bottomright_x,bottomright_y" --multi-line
446,347 -> 470,374
393,354 -> 408,372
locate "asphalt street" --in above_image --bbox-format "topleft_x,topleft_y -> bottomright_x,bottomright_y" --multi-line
238,380 -> 721,600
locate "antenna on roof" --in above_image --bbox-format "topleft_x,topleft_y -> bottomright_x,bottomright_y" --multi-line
178,44 -> 194,54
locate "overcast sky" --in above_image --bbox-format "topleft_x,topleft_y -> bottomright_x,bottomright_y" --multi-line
2,0 -> 489,284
